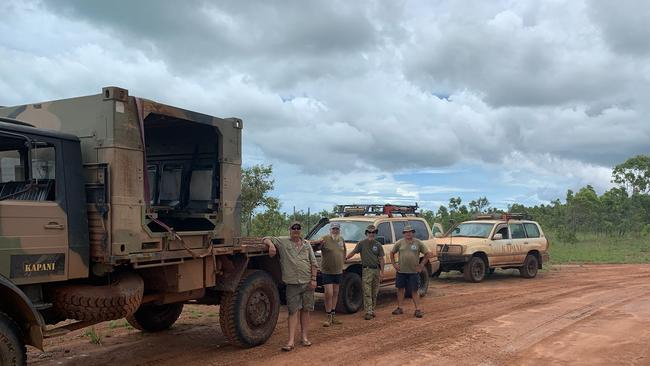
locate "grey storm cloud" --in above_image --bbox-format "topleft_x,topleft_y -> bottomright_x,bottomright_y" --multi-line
41,0 -> 397,88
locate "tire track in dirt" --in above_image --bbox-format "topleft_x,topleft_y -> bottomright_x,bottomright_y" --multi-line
28,264 -> 650,366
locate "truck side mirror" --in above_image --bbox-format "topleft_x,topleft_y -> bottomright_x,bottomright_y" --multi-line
493,233 -> 503,240
376,236 -> 386,245
434,232 -> 443,238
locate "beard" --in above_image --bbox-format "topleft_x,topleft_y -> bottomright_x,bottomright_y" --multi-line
330,233 -> 340,241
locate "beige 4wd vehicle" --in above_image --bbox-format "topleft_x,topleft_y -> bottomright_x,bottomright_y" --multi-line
306,204 -> 443,313
435,214 -> 550,282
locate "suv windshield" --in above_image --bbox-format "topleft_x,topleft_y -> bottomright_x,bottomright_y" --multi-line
310,221 -> 371,243
451,222 -> 494,238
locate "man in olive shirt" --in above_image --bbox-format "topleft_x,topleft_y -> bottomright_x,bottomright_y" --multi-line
389,224 -> 432,318
310,222 -> 346,327
346,225 -> 385,320
264,222 -> 318,351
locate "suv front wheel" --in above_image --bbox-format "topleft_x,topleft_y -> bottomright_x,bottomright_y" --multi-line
463,256 -> 486,283
336,272 -> 363,313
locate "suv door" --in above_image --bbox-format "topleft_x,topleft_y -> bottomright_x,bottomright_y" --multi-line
376,221 -> 396,281
521,222 -> 545,262
509,223 -> 528,264
490,223 -> 514,265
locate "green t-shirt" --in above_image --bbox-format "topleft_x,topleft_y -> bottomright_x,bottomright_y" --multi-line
350,239 -> 385,268
391,238 -> 429,274
320,235 -> 346,275
268,236 -> 318,284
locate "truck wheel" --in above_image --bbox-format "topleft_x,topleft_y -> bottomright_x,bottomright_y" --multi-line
219,270 -> 280,347
335,271 -> 363,314
127,303 -> 184,332
463,257 -> 486,283
520,254 -> 539,278
0,312 -> 26,366
51,272 -> 144,321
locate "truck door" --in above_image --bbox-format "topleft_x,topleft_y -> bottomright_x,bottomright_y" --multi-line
0,135 -> 69,285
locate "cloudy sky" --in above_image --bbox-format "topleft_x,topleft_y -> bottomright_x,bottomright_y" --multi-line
1,0 -> 649,213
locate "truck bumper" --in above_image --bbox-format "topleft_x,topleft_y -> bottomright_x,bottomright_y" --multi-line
439,254 -> 471,264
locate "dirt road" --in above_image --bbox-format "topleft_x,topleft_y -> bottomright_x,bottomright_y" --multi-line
29,264 -> 650,365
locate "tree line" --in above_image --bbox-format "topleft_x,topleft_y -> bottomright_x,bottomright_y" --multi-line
242,155 -> 650,242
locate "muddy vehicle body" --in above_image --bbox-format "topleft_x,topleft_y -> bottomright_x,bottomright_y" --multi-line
306,204 -> 442,313
0,87 -> 281,365
435,214 -> 550,282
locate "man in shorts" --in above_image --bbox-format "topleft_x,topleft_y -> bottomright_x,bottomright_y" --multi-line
264,221 -> 318,351
310,222 -> 346,327
389,224 -> 432,318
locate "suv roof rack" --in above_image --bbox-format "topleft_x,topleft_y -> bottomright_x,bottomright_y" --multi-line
472,213 -> 532,221
334,203 -> 420,218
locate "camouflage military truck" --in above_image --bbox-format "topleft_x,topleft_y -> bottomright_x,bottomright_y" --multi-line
0,87 -> 282,365
306,204 -> 443,313
435,214 -> 550,282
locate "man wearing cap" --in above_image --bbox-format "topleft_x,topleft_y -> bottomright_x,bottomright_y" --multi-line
309,222 -> 346,327
263,222 -> 318,351
389,224 -> 432,318
346,225 -> 385,320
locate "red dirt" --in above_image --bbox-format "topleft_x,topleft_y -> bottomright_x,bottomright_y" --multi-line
28,264 -> 650,365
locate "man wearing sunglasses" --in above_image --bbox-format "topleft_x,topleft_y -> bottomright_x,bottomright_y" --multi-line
309,222 -> 346,327
346,225 -> 385,320
390,224 -> 431,318
264,221 -> 318,351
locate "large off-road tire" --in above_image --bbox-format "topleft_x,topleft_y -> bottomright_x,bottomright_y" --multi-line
335,271 -> 363,314
463,256 -> 487,283
127,303 -> 184,332
0,312 -> 26,366
51,272 -> 144,321
219,270 -> 280,348
520,254 -> 539,279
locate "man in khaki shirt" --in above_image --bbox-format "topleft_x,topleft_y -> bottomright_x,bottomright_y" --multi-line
264,222 -> 318,351
310,222 -> 346,327
389,224 -> 432,318
346,224 -> 385,320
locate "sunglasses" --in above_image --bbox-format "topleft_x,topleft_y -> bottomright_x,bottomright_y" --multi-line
290,226 -> 302,230
366,231 -> 378,234
331,227 -> 340,230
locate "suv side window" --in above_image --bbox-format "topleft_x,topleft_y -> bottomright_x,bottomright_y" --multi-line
409,220 -> 429,240
524,223 -> 541,238
392,221 -> 407,240
510,224 -> 526,239
377,222 -> 393,244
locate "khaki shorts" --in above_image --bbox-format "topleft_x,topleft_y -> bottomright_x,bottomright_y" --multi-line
286,283 -> 315,314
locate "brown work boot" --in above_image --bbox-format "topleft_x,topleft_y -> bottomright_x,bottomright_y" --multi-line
331,312 -> 342,325
414,309 -> 423,318
364,313 -> 373,320
322,313 -> 332,327
392,307 -> 403,315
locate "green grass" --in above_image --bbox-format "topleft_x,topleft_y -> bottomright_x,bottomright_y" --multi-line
549,234 -> 650,264
84,327 -> 102,345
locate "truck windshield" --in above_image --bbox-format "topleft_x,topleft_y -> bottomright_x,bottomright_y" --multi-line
310,221 -> 371,243
451,223 -> 494,238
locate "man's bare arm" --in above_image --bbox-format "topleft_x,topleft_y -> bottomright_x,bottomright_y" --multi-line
263,238 -> 277,257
